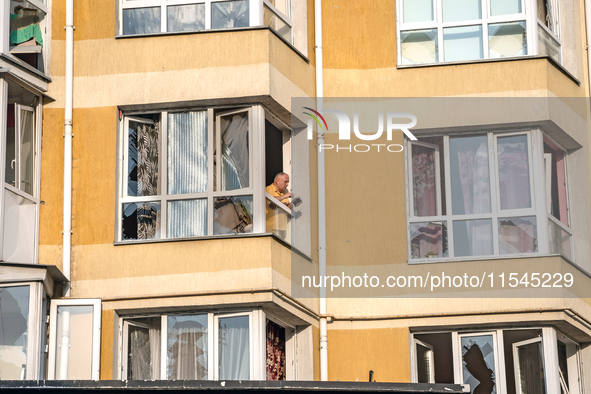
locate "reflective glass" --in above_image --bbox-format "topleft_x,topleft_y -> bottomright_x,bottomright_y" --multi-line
219,315 -> 249,380
214,196 -> 253,234
499,216 -> 537,254
219,112 -> 249,191
168,4 -> 205,32
453,219 -> 493,256
122,202 -> 161,240
128,119 -> 159,197
403,0 -> 433,23
264,5 -> 292,42
212,1 -> 249,29
444,25 -> 483,62
548,219 -> 572,260
489,22 -> 526,58
167,315 -> 208,380
410,222 -> 448,259
0,286 -> 29,380
461,335 -> 497,394
400,29 -> 438,65
442,0 -> 481,22
490,0 -> 521,16
450,135 -> 490,215
498,135 -> 531,210
123,7 -> 161,35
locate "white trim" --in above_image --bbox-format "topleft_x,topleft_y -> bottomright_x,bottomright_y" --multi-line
512,336 -> 543,394
48,298 -> 102,380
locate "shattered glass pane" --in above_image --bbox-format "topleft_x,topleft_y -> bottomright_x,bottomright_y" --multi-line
461,335 -> 496,394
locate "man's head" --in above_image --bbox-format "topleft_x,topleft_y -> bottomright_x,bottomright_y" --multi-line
273,172 -> 290,193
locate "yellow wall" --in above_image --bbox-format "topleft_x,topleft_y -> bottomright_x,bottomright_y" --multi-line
100,309 -> 114,380
327,328 -> 410,383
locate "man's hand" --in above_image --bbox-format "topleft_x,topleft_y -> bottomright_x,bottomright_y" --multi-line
278,192 -> 292,200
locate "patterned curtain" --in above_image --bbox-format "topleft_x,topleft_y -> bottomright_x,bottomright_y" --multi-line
412,145 -> 437,216
266,320 -> 286,381
136,121 -> 159,239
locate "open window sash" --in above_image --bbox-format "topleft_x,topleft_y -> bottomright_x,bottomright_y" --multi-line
6,105 -> 36,198
413,338 -> 435,384
512,337 -> 546,394
123,319 -> 157,380
47,299 -> 102,380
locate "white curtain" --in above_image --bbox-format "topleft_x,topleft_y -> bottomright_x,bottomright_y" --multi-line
148,319 -> 161,379
219,316 -> 249,380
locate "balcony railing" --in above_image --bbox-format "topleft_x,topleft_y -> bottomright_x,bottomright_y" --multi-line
265,192 -> 292,245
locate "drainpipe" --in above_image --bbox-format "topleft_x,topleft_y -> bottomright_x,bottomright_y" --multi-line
314,0 -> 328,382
586,0 -> 591,103
63,0 -> 74,297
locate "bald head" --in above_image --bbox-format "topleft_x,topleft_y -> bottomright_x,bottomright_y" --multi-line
273,172 -> 290,193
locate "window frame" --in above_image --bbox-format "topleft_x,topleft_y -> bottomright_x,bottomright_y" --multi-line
1,78 -> 43,265
117,308 -> 294,381
0,282 -> 44,380
410,327 -> 582,394
47,298 -> 102,380
405,128 -> 573,262
117,105 -> 270,242
396,0 -> 561,65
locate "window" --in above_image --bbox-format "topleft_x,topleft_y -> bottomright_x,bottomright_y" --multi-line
118,106 -> 295,243
6,0 -> 49,73
0,282 -> 45,380
2,80 -> 41,265
406,130 -> 573,261
411,327 -> 582,394
118,309 -> 296,380
118,0 -> 293,42
47,299 -> 102,380
397,0 -> 561,65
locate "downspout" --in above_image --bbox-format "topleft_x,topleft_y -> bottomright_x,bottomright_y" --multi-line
63,0 -> 74,297
59,0 -> 74,378
586,0 -> 591,106
314,0 -> 328,382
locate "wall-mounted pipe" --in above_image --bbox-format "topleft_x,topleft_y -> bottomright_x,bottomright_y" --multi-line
63,0 -> 74,297
313,0 -> 328,382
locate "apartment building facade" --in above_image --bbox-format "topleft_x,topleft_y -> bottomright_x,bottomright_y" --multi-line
1,0 -> 591,393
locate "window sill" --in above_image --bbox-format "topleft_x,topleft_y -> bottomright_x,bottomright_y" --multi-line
408,253 -> 591,279
397,55 -> 580,86
115,26 -> 309,64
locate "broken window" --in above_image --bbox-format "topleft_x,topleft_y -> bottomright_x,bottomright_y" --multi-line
119,0 -> 293,42
0,285 -> 30,380
397,0 -> 561,64
407,130 -> 572,261
411,328 -> 581,394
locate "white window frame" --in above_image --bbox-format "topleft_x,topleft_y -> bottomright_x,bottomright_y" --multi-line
0,282 -> 44,380
121,319 -> 152,380
117,105 -> 269,241
118,0 -> 265,35
261,0 -> 293,43
396,0 -> 561,65
47,298 -> 102,380
406,129 -> 574,262
410,337 -> 435,384
119,309 -> 273,380
1,79 -> 43,265
512,336 -> 544,394
411,327 -> 581,394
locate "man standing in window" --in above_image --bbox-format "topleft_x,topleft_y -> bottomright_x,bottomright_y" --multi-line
266,172 -> 293,209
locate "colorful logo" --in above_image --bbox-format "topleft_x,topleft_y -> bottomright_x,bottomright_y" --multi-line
303,107 -> 328,132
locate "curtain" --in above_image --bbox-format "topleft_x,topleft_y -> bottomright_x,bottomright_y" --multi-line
137,203 -> 160,239
412,145 -> 437,216
168,199 -> 207,238
498,217 -> 537,254
456,142 -> 490,215
136,122 -> 159,196
266,321 -> 286,381
168,111 -> 207,195
220,113 -> 249,190
149,319 -> 161,379
498,136 -> 531,210
166,315 -> 208,380
128,326 -> 152,380
517,342 -> 546,394
219,316 -> 249,380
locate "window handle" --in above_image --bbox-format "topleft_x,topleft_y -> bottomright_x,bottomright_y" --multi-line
10,159 -> 15,169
